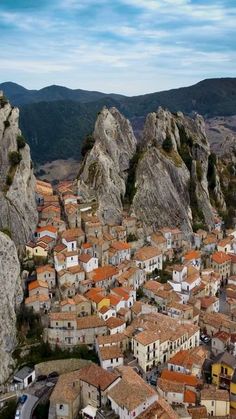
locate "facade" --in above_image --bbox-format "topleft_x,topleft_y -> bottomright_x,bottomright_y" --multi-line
133,246 -> 163,273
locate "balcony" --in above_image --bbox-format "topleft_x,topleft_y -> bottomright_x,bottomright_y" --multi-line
220,372 -> 232,380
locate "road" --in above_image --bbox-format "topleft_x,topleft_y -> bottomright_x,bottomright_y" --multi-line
20,394 -> 38,419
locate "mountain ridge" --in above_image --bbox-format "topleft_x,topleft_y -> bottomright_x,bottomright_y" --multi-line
1,78 -> 236,164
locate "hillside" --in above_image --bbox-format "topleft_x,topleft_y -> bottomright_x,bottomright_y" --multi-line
1,78 -> 236,164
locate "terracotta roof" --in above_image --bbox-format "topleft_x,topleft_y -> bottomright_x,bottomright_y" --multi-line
78,363 -> 119,391
187,406 -> 207,419
184,390 -> 196,404
201,387 -> 229,401
218,236 -> 233,247
79,253 -> 93,263
136,399 -> 178,419
37,235 -> 54,244
73,294 -> 88,304
76,316 -> 105,329
111,241 -> 131,251
82,242 -> 92,249
108,366 -> 157,412
213,331 -> 230,343
212,251 -> 231,264
28,280 -> 48,291
36,225 -> 57,233
200,296 -> 218,309
61,228 -> 84,241
151,232 -> 166,245
184,250 -> 201,261
49,312 -> 77,321
60,298 -> 75,306
91,265 -> 118,282
172,264 -> 186,272
54,243 -> 67,253
168,347 -> 208,370
109,294 -> 122,307
97,333 -> 126,346
111,287 -> 130,301
99,346 -> 123,360
67,265 -> 84,274
161,369 -> 201,387
25,294 -> 50,304
36,264 -> 55,274
105,317 -> 125,330
158,377 -> 184,393
134,246 -> 161,261
143,280 -> 162,292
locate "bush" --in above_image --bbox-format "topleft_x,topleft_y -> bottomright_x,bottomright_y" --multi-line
6,174 -> 13,186
8,151 -> 22,166
127,233 -> 138,242
196,161 -> 203,182
162,136 -> 173,152
4,120 -> 10,129
17,135 -> 26,149
81,134 -> 95,157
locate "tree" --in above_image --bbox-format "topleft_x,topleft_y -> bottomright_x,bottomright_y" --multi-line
17,135 -> 26,149
162,136 -> 173,152
81,134 -> 95,157
8,151 -> 22,166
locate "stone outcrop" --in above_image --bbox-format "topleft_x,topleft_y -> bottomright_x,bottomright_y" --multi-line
78,107 -> 137,223
0,232 -> 23,384
78,106 -> 226,234
0,92 -> 38,246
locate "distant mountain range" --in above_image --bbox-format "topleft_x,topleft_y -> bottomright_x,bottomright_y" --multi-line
1,78 -> 236,164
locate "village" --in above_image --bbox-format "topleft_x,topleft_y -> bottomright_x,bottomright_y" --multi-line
6,177 -> 236,419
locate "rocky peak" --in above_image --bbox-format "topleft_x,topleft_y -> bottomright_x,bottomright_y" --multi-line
78,107 -> 137,223
0,92 -> 38,245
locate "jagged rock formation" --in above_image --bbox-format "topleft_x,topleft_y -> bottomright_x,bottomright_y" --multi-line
78,106 -> 226,233
78,107 -> 137,223
0,232 -> 23,384
0,92 -> 38,245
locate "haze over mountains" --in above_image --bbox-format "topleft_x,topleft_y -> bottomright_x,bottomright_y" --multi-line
1,78 -> 236,165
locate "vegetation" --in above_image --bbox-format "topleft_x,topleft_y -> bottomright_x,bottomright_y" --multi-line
0,400 -> 17,419
16,305 -> 43,342
127,233 -> 138,242
196,161 -> 203,182
8,151 -> 22,166
17,134 -> 26,149
34,401 -> 50,419
188,178 -> 206,229
81,134 -> 95,157
4,120 -> 10,129
6,174 -> 13,186
14,341 -> 99,367
124,146 -> 144,205
207,153 -> 217,190
162,136 -> 173,152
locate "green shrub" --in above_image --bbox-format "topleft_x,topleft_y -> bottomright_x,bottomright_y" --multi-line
6,174 -> 13,186
8,151 -> 22,166
81,134 -> 95,157
4,120 -> 10,129
17,135 -> 26,149
127,233 -> 138,242
162,136 -> 173,152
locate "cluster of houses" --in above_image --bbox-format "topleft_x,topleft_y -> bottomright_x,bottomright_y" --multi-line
21,178 -> 236,419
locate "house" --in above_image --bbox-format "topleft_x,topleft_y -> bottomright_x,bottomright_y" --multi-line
117,267 -> 146,290
98,305 -> 116,321
88,236 -> 109,266
211,251 -> 231,280
183,251 -> 201,270
78,253 -> 98,273
62,227 -> 85,248
83,215 -> 103,238
98,346 -> 124,370
25,241 -> 48,259
28,279 -> 49,297
35,225 -> 58,240
160,369 -> 202,391
49,369 -> 81,419
108,366 -> 158,419
13,366 -> 35,388
229,253 -> 236,275
212,351 -> 236,408
25,294 -> 51,313
166,302 -> 194,322
150,232 -> 167,253
211,331 -> 231,356
89,265 -> 118,289
78,364 -> 120,410
135,399 -> 179,419
131,313 -> 200,371
105,317 -> 126,335
96,333 -> 129,353
109,241 -> 131,265
35,179 -> 53,204
36,265 -> 56,289
201,387 -> 230,417
133,246 -> 163,273
203,234 -> 217,253
167,347 -> 208,377
201,312 -> 236,336
172,265 -> 188,283
47,313 -> 107,348
60,294 -> 92,317
157,377 -> 196,406
217,236 -> 234,254
199,296 -> 219,313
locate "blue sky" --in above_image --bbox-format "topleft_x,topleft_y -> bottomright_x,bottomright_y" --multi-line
0,0 -> 235,95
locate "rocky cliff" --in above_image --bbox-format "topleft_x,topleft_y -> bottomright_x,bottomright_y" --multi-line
0,232 -> 23,384
78,107 -> 137,223
0,92 -> 38,245
0,92 -> 37,383
78,106 -> 226,233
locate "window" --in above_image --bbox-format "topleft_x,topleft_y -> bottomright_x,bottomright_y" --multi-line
111,358 -> 113,364
59,404 -> 63,410
211,401 -> 214,406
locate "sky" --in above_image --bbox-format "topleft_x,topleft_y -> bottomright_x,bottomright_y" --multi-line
0,0 -> 235,95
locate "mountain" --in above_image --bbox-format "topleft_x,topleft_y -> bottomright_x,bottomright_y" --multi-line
1,78 -> 236,164
78,106 -> 226,234
0,82 -> 126,106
